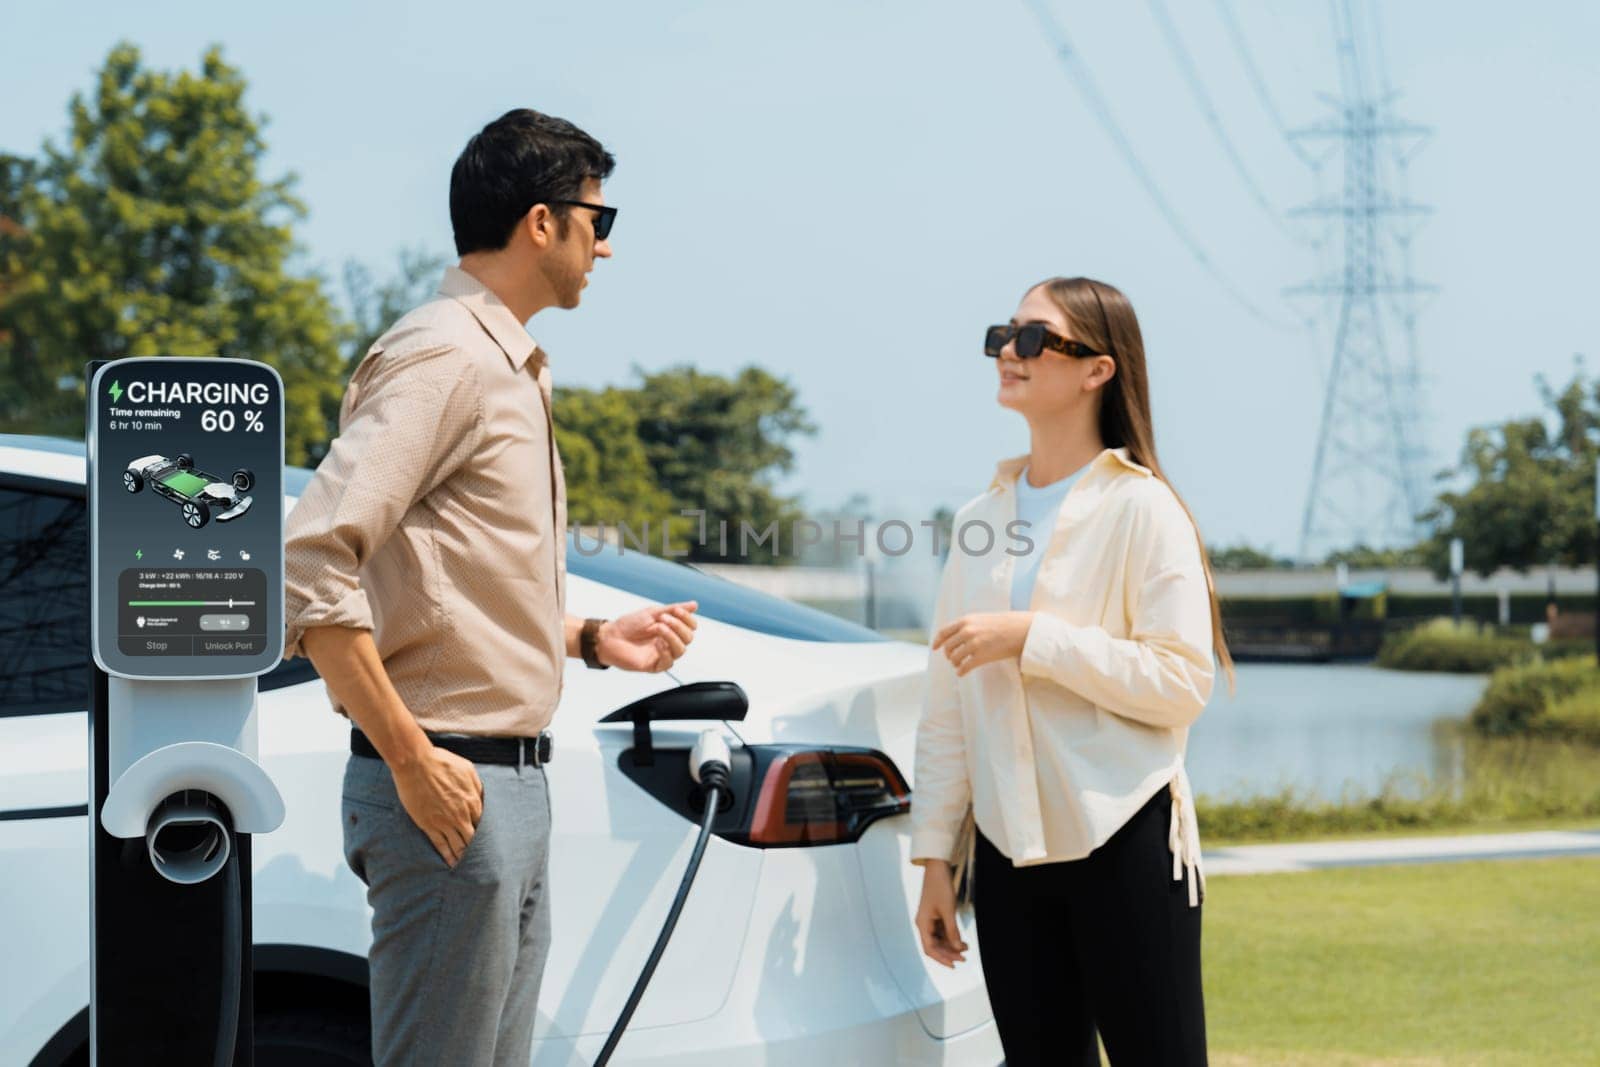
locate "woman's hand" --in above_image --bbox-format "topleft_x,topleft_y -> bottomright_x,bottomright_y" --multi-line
914,860 -> 969,968
932,611 -> 1034,677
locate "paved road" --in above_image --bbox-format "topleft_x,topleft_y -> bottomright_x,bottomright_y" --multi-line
1203,828 -> 1600,875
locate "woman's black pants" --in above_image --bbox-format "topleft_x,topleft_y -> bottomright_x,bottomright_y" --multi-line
973,786 -> 1207,1066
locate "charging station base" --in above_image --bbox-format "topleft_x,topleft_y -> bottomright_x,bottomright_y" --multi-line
91,666 -> 255,1064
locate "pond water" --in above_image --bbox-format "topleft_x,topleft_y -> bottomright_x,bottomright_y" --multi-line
1185,663 -> 1489,802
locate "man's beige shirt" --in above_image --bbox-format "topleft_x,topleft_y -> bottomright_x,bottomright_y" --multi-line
910,448 -> 1216,905
284,267 -> 568,737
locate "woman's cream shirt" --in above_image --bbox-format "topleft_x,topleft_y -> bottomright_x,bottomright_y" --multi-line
910,447 -> 1216,905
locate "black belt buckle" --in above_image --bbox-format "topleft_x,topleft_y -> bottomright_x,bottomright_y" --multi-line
517,733 -> 554,768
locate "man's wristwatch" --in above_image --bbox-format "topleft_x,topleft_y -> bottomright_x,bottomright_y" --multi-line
580,617 -> 610,670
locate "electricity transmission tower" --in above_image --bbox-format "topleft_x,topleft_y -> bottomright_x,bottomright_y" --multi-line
1290,0 -> 1435,562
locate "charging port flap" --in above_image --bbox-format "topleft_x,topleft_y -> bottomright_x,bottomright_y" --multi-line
600,681 -> 748,766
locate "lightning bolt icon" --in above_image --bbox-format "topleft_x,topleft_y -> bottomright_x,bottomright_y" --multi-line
108,380 -> 123,403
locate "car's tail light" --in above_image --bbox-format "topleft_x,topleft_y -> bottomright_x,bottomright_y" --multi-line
614,740 -> 912,848
747,748 -> 910,846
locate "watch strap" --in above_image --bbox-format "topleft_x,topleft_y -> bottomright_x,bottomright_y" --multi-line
581,617 -> 610,670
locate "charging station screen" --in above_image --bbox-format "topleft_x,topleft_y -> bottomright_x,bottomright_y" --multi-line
90,357 -> 284,679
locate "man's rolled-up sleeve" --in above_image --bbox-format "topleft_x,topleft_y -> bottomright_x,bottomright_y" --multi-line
283,345 -> 484,659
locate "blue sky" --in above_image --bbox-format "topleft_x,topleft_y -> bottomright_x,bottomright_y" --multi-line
4,1 -> 1596,556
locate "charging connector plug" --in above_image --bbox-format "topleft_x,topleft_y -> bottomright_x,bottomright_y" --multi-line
690,730 -> 732,793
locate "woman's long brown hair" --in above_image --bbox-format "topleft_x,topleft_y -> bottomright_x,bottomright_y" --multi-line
1037,276 -> 1236,689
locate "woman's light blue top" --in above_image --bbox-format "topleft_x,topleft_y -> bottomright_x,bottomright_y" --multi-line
1010,462 -> 1088,610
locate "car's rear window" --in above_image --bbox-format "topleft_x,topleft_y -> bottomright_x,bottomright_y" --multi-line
567,538 -> 886,644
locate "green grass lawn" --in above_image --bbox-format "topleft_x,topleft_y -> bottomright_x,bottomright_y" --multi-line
1205,814 -> 1600,848
1205,858 -> 1600,1065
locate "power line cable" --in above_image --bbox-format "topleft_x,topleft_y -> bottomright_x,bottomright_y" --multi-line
1020,0 -> 1297,331
1145,0 -> 1299,241
1211,0 -> 1319,167
1184,0 -> 1335,380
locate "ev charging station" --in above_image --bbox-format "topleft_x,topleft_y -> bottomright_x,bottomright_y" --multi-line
86,356 -> 286,1064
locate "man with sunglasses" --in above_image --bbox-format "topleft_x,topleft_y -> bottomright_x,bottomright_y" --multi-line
283,108 -> 697,1065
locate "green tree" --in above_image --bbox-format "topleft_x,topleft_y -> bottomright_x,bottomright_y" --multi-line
344,247 -> 447,373
553,385 -> 676,530
0,43 -> 346,464
930,504 -> 956,562
1422,366 -> 1599,578
629,365 -> 816,563
1322,543 -> 1427,569
332,247 -> 448,448
1211,542 -> 1296,571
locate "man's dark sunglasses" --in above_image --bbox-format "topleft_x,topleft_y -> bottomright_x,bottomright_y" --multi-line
552,200 -> 617,241
984,323 -> 1102,359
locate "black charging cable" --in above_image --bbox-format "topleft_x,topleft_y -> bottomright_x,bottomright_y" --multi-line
214,834 -> 242,1067
595,736 -> 732,1066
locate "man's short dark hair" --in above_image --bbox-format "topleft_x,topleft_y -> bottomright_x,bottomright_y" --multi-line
449,109 -> 615,255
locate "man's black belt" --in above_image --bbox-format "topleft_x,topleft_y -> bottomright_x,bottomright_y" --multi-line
351,728 -> 553,767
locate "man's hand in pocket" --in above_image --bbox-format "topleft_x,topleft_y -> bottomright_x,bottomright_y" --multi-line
393,746 -> 483,867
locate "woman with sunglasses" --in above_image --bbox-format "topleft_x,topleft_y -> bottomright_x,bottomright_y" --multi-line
910,277 -> 1231,1065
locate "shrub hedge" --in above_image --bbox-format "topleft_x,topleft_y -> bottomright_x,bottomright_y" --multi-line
1220,592 -> 1596,626
1199,731 -> 1600,843
1469,655 -> 1600,737
1376,619 -> 1535,673
1543,686 -> 1600,745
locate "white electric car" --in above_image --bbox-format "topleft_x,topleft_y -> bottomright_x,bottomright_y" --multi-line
0,434 -> 1000,1066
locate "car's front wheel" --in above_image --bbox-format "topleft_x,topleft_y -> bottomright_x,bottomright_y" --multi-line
182,500 -> 210,528
123,470 -> 143,493
256,1007 -> 371,1066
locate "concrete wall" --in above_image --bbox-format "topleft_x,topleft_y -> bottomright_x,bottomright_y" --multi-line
697,562 -> 1599,602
